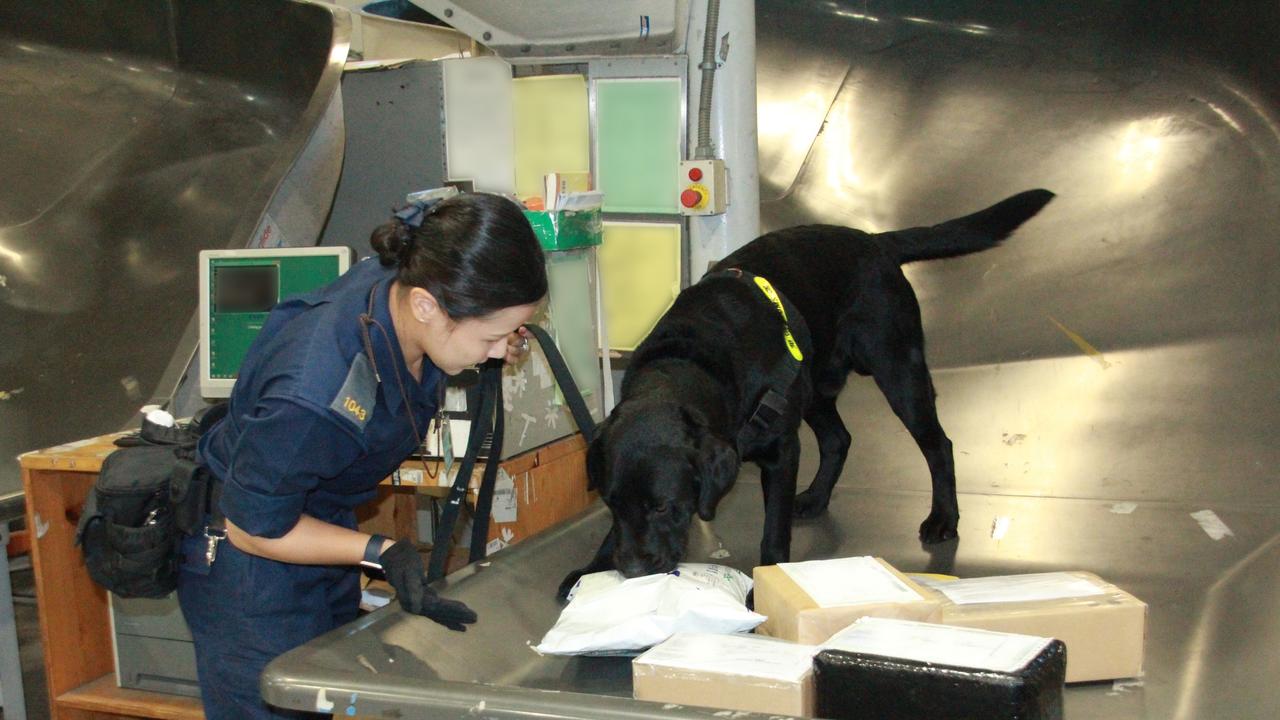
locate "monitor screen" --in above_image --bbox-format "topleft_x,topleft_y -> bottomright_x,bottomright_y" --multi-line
200,247 -> 353,397
213,264 -> 279,313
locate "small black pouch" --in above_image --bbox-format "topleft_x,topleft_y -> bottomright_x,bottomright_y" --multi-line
77,445 -> 182,598
168,455 -> 209,537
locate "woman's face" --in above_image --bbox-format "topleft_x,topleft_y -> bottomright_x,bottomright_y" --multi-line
424,302 -> 540,376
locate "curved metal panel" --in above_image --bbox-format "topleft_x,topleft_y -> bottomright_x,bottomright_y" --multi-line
0,0 -> 349,499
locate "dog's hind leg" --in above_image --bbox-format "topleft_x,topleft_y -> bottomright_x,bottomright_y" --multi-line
793,396 -> 851,519
759,433 -> 801,565
867,344 -> 960,543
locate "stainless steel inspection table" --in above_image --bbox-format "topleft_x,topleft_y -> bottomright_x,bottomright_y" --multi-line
263,457 -> 1279,719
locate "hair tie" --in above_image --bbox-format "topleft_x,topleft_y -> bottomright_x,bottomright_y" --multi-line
389,198 -> 444,265
392,199 -> 432,229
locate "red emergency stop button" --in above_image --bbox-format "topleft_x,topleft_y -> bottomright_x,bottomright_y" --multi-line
688,167 -> 703,181
681,188 -> 704,208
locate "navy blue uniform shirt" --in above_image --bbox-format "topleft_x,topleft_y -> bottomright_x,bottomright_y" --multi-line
198,258 -> 440,538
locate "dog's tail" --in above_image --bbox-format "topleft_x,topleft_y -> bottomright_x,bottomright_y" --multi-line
887,189 -> 1055,264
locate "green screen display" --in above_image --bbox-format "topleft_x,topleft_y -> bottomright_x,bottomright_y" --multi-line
595,78 -> 681,214
208,255 -> 341,379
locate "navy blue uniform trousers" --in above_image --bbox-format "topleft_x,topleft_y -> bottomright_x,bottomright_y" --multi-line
178,535 -> 360,719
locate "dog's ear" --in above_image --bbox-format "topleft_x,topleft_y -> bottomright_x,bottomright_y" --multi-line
696,434 -> 739,521
585,416 -> 612,493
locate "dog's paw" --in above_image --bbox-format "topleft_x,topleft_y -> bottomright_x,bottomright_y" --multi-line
792,489 -> 830,519
557,569 -> 587,602
918,511 -> 959,544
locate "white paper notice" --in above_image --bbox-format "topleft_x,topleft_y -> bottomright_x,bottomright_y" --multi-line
491,468 -> 518,524
825,617 -> 1052,674
935,572 -> 1106,606
444,386 -> 468,412
637,633 -> 818,683
779,557 -> 923,608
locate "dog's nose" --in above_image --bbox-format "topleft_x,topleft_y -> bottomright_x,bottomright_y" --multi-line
618,558 -> 654,578
617,553 -> 677,578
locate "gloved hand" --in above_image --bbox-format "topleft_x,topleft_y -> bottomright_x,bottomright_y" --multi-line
379,540 -> 477,631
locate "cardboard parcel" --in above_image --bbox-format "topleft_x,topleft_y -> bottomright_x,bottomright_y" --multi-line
633,632 -> 819,717
915,571 -> 1147,683
754,556 -> 942,644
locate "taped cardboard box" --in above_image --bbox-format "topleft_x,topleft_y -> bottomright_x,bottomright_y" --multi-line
915,571 -> 1147,683
633,633 -> 818,717
754,557 -> 942,644
815,617 -> 1066,720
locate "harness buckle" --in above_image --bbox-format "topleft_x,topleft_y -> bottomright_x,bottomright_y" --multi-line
749,389 -> 788,430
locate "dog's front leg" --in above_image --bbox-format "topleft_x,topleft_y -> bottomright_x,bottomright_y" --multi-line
556,526 -> 617,600
758,434 -> 801,566
794,396 -> 851,518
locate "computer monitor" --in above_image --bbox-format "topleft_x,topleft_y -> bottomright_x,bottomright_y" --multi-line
198,247 -> 354,398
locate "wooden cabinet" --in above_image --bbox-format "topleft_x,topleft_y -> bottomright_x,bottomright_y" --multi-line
20,432 -> 204,720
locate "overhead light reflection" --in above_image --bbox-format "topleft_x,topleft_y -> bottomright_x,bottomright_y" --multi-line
1222,82 -> 1280,146
823,120 -> 863,191
0,242 -> 24,269
1204,101 -> 1244,134
1112,116 -> 1173,194
819,88 -> 869,210
833,9 -> 880,22
124,240 -> 143,268
757,91 -> 833,184
899,15 -> 997,35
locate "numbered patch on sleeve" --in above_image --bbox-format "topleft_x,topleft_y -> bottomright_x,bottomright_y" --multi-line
330,352 -> 377,430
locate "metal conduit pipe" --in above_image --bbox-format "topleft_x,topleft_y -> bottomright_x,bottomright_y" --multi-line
694,0 -> 720,159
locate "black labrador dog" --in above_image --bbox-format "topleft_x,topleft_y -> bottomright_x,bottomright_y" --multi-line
559,190 -> 1054,598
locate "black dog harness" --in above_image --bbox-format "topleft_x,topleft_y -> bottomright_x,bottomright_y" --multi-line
700,268 -> 812,452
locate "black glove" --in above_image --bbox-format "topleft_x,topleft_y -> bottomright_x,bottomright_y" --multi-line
379,540 -> 477,631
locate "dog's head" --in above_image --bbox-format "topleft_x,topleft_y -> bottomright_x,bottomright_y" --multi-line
588,401 -> 740,578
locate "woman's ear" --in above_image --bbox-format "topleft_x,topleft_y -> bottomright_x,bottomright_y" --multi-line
408,287 -> 443,324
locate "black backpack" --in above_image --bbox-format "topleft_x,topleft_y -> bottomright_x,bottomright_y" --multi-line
75,405 -> 225,598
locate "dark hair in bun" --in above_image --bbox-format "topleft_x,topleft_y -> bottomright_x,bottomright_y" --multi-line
367,193 -> 547,320
369,218 -> 416,266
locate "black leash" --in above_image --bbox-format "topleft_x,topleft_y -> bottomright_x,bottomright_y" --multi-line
521,323 -> 598,445
426,324 -> 597,581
